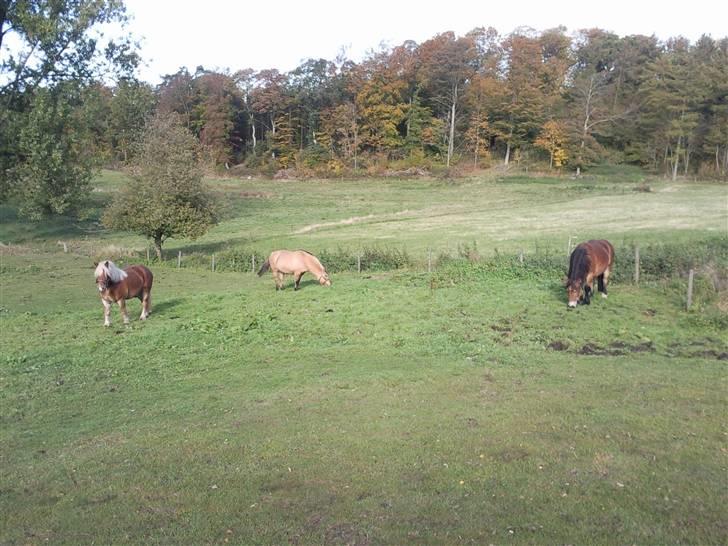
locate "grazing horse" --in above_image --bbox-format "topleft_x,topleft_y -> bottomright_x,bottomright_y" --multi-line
94,260 -> 153,326
258,250 -> 331,290
566,240 -> 614,307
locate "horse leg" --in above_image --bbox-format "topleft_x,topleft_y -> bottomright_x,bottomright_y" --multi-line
275,272 -> 284,290
140,290 -> 151,319
294,272 -> 304,290
118,299 -> 130,324
584,275 -> 593,305
601,268 -> 611,298
103,299 -> 112,327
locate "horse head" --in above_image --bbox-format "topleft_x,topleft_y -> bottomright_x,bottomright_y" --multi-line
319,272 -> 332,287
94,260 -> 114,292
566,278 -> 582,308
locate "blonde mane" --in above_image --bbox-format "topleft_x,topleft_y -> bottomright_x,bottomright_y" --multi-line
95,260 -> 128,283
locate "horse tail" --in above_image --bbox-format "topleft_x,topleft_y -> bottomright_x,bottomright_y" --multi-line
257,259 -> 270,276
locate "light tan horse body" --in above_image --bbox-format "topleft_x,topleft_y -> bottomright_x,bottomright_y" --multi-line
258,250 -> 331,290
94,260 -> 153,326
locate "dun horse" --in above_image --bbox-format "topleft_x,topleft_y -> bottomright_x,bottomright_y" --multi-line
566,240 -> 614,307
258,250 -> 331,290
94,260 -> 153,326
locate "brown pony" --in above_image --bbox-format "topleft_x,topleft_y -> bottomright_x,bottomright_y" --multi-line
258,250 -> 331,290
94,260 -> 153,326
566,240 -> 614,307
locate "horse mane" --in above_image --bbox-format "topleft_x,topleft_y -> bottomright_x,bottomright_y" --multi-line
567,246 -> 590,283
95,260 -> 128,283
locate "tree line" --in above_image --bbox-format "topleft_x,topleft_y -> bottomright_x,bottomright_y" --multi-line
145,27 -> 728,181
1,1 -> 727,222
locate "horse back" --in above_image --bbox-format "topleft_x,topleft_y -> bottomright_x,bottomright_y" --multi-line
124,265 -> 153,296
270,250 -> 308,273
587,240 -> 614,273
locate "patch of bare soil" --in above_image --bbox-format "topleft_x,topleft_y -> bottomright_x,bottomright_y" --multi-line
295,210 -> 412,234
548,340 -> 569,351
239,191 -> 273,198
577,341 -> 654,356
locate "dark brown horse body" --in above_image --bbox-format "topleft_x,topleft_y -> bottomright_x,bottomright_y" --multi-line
566,240 -> 614,307
258,250 -> 331,290
94,261 -> 153,326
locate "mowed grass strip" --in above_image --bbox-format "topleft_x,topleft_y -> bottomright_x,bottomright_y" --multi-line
1,166 -> 726,257
1,252 -> 726,544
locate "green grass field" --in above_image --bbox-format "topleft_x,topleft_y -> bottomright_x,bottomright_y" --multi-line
1,168 -> 726,544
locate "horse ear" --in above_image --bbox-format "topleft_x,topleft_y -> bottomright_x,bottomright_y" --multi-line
562,275 -> 569,286
93,262 -> 98,268
104,260 -> 109,267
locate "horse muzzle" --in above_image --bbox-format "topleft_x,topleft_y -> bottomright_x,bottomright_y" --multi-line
568,300 -> 578,308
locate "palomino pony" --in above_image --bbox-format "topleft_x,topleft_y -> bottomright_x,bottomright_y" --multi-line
94,260 -> 153,326
566,240 -> 614,307
258,250 -> 331,290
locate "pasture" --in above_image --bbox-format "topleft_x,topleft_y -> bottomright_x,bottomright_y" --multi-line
1,168 -> 727,544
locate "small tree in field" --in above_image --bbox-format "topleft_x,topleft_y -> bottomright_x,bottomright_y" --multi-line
103,113 -> 217,259
534,120 -> 569,169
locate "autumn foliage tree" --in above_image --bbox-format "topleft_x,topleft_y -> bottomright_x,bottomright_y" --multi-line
535,120 -> 569,168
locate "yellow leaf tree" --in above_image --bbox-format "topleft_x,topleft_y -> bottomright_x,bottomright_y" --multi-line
534,120 -> 569,169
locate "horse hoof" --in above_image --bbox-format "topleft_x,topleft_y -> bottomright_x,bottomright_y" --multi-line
602,293 -> 608,298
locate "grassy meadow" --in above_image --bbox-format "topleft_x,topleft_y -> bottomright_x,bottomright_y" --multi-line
1,167 -> 727,544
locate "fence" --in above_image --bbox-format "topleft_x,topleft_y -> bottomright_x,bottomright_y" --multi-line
83,236 -> 726,308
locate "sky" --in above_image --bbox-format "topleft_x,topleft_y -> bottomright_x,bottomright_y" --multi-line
122,0 -> 725,85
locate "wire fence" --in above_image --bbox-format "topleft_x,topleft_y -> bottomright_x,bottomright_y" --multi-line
81,237 -> 726,294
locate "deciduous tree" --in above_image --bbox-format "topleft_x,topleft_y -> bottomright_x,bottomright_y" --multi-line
103,113 -> 217,259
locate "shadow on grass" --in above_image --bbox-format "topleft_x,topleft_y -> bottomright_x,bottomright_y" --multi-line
153,298 -> 183,315
0,205 -> 106,243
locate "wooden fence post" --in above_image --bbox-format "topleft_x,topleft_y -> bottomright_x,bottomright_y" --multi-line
427,250 -> 432,273
252,254 -> 256,273
686,269 -> 694,310
146,248 -> 150,262
212,254 -> 216,272
634,246 -> 640,285
357,254 -> 361,273
178,251 -> 182,268
519,249 -> 524,264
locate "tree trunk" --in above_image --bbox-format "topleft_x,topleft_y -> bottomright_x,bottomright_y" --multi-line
473,133 -> 480,169
447,83 -> 457,168
153,236 -> 163,261
271,115 -> 277,159
504,127 -> 513,166
352,103 -> 359,171
672,135 -> 682,182
406,97 -> 412,140
576,75 -> 594,177
684,146 -> 690,176
716,145 -> 720,172
250,115 -> 256,150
